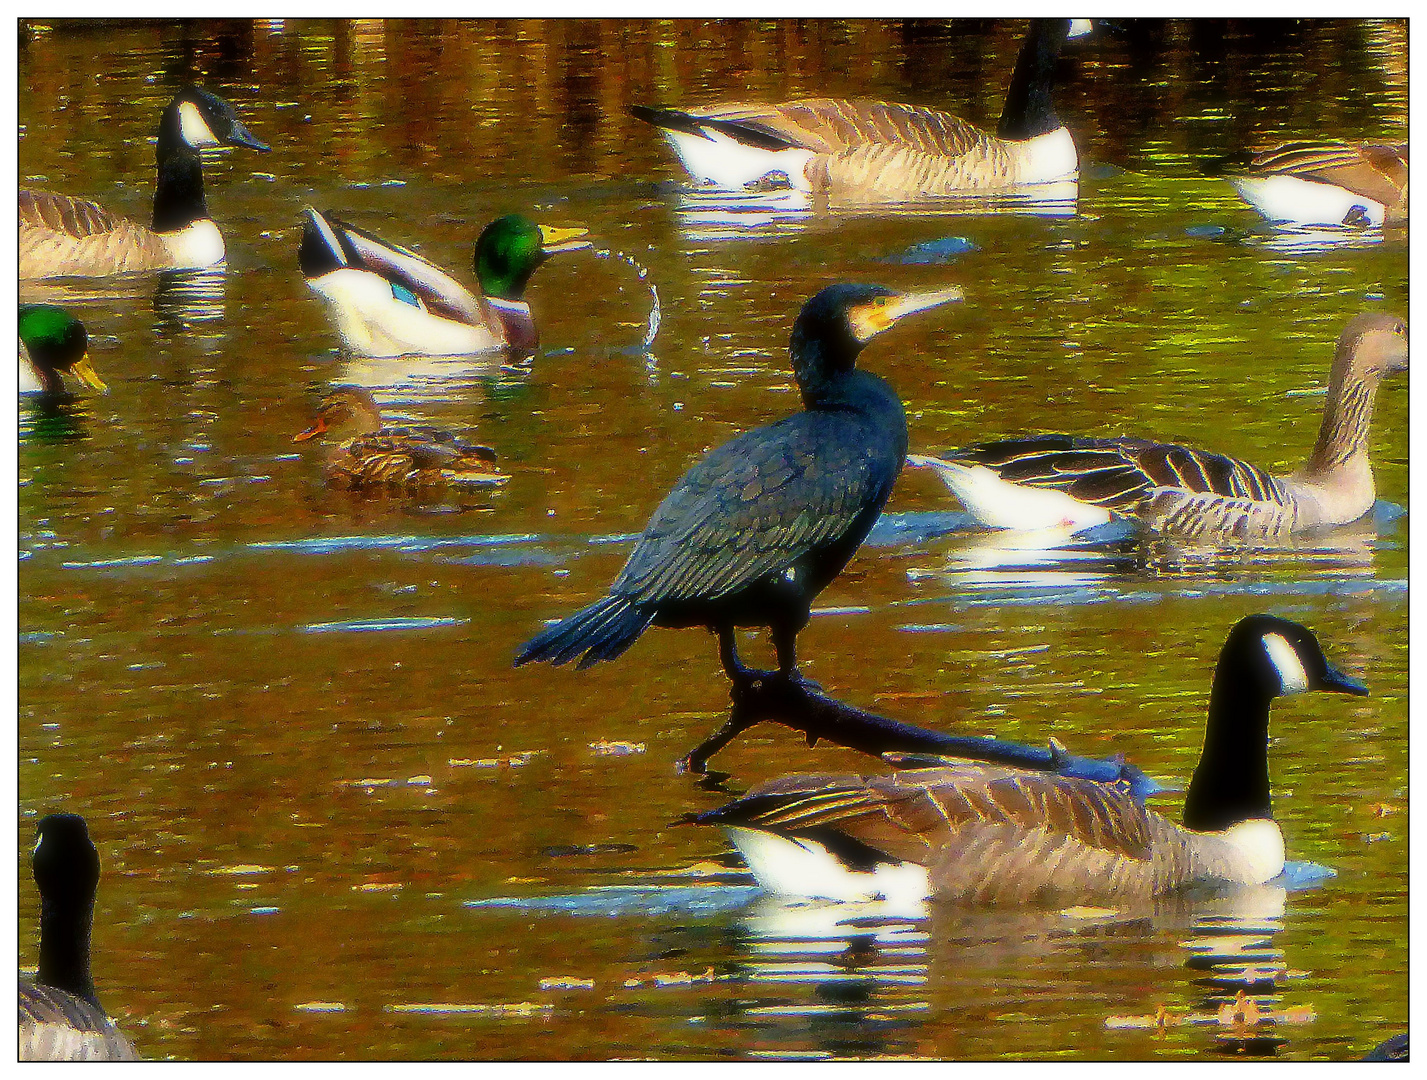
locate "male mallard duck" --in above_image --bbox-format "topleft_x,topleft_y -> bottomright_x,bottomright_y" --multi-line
696,614 -> 1368,905
299,209 -> 590,358
19,305 -> 107,396
1224,140 -> 1408,227
20,814 -> 139,1061
909,313 -> 1408,540
515,282 -> 962,679
630,19 -> 1090,201
294,387 -> 507,492
19,86 -> 269,280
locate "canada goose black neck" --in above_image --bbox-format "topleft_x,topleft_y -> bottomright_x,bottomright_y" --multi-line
153,100 -> 209,234
1182,614 -> 1367,832
1182,625 -> 1278,832
33,814 -> 103,1012
997,18 -> 1072,141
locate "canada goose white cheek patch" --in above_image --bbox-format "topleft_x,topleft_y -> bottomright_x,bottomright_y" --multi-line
178,102 -> 221,148
1262,632 -> 1310,696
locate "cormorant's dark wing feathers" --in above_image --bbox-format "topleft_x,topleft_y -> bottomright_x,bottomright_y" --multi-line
613,412 -> 889,603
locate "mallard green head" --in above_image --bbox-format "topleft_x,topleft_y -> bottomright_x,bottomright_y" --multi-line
474,214 -> 590,302
19,305 -> 106,392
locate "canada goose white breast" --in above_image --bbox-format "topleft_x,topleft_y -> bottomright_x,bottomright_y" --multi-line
1006,126 -> 1078,185
305,268 -> 502,358
1231,174 -> 1387,228
159,217 -> 226,268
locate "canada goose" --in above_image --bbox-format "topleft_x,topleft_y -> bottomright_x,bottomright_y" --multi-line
515,283 -> 962,680
293,387 -> 507,491
1224,140 -> 1408,228
19,814 -> 138,1060
695,614 -> 1368,905
299,209 -> 590,358
18,305 -> 107,396
630,19 -> 1091,201
19,86 -> 269,279
909,312 -> 1408,540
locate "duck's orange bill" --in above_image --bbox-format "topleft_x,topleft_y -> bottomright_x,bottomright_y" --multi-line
293,417 -> 327,442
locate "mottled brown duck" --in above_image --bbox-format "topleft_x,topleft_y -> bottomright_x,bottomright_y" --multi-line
294,387 -> 507,492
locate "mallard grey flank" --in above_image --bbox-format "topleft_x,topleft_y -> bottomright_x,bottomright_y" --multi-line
515,283 -> 962,679
294,387 -> 507,491
299,209 -> 590,358
19,86 -> 268,280
18,305 -> 106,396
1225,139 -> 1408,227
696,615 -> 1368,905
910,313 -> 1408,539
19,814 -> 138,1061
631,19 -> 1089,202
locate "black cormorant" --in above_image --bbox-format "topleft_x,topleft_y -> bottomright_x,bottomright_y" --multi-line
514,281 -> 961,681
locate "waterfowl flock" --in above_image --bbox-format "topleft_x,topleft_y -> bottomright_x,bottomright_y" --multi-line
17,18 -> 1407,1062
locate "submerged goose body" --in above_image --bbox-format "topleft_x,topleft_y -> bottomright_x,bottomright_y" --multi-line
699,615 -> 1368,905
911,313 -> 1408,539
632,19 -> 1088,201
1226,140 -> 1408,227
20,814 -> 138,1061
19,86 -> 269,279
294,387 -> 506,492
299,209 -> 589,358
19,305 -> 107,396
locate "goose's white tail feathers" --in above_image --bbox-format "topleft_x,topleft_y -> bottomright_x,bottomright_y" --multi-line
724,826 -> 931,904
906,454 -> 1112,532
1230,175 -> 1386,228
660,128 -> 816,191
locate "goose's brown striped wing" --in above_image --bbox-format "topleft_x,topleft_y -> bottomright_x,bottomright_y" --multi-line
952,434 -> 1288,513
688,98 -> 989,159
612,411 -> 893,604
20,190 -> 130,237
720,765 -> 1154,866
19,982 -> 138,1061
1249,140 -> 1408,208
19,190 -> 169,277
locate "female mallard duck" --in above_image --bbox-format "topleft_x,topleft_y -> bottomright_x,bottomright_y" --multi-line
294,387 -> 507,492
696,614 -> 1368,905
19,305 -> 107,396
630,19 -> 1090,201
1224,140 -> 1408,227
20,814 -> 139,1060
299,209 -> 590,358
19,86 -> 269,280
909,313 -> 1408,540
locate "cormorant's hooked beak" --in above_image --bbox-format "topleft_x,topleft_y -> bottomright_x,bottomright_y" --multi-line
68,354 -> 108,393
293,417 -> 326,443
538,224 -> 593,255
848,285 -> 964,343
1320,661 -> 1369,697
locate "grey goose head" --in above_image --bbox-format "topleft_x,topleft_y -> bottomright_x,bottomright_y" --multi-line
1336,311 -> 1408,380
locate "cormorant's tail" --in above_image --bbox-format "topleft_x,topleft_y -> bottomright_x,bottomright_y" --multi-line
513,594 -> 655,670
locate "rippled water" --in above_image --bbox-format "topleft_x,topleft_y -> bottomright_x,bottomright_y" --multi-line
18,19 -> 1407,1061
